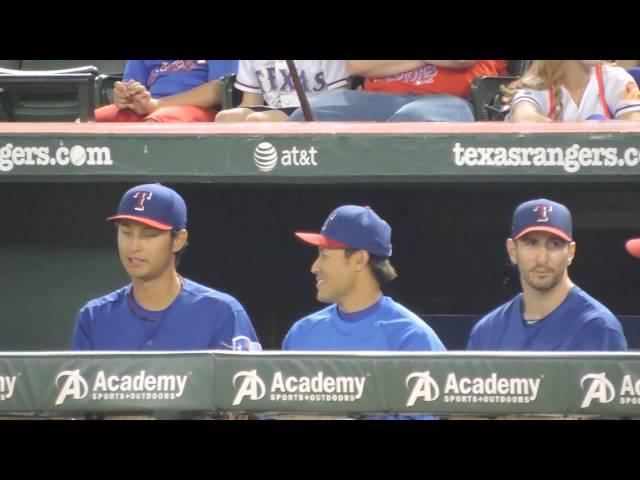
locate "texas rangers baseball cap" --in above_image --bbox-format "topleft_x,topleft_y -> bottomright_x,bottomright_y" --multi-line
295,205 -> 392,257
625,238 -> 640,258
106,183 -> 187,231
511,198 -> 573,242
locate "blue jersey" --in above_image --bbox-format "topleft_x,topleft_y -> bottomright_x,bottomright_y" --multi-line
123,60 -> 238,98
283,296 -> 446,352
72,278 -> 260,351
467,286 -> 627,351
282,296 -> 445,420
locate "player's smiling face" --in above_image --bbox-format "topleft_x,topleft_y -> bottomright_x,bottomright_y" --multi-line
311,248 -> 358,304
508,231 -> 575,292
117,221 -> 175,281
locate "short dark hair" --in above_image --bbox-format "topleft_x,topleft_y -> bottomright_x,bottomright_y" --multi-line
170,229 -> 188,268
344,247 -> 398,285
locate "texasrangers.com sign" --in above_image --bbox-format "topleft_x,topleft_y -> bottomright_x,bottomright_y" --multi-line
54,369 -> 190,405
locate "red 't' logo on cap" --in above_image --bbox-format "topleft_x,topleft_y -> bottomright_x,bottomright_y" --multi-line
533,205 -> 552,223
133,192 -> 152,211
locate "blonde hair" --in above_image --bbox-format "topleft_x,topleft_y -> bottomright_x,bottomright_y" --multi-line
502,61 -> 568,120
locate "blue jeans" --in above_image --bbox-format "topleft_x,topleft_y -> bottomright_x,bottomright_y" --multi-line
288,90 -> 475,122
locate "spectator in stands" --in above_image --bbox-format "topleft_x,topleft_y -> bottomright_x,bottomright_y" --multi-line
95,60 -> 237,122
282,205 -> 446,418
215,60 -> 348,122
503,60 -> 640,122
71,183 -> 260,351
467,198 -> 627,351
287,60 -> 507,122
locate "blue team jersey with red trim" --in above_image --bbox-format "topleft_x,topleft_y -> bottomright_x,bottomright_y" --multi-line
467,286 -> 627,351
72,278 -> 259,351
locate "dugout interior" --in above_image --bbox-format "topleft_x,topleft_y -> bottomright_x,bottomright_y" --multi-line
1,181 -> 639,351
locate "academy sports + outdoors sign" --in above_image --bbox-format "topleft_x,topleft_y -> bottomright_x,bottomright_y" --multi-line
1,352 -> 640,417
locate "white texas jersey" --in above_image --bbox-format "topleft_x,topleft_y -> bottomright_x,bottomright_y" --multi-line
510,65 -> 640,120
235,60 -> 348,108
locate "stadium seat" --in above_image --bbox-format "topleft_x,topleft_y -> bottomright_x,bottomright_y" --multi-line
506,60 -> 532,77
220,73 -> 244,110
470,75 -> 517,121
347,76 -> 365,90
0,60 -> 126,121
470,61 -> 532,121
0,65 -> 99,121
0,61 -> 20,120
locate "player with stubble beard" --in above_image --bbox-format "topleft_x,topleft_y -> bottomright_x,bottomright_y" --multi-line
467,198 -> 627,351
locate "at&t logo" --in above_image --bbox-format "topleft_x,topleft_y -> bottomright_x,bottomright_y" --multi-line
253,142 -> 318,173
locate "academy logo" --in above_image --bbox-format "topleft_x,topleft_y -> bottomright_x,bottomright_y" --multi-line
232,370 -> 266,405
580,372 -> 615,408
55,370 -> 89,405
54,369 -> 190,405
406,371 -> 542,406
0,374 -> 18,401
232,370 -> 367,405
253,142 -> 318,173
406,371 -> 440,406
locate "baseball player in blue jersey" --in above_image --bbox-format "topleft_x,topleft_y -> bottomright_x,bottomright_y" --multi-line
71,183 -> 260,351
282,205 -> 445,419
283,205 -> 445,352
467,198 -> 627,351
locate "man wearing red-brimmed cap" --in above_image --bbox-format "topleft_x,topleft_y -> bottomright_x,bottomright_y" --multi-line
283,205 -> 445,419
71,183 -> 260,351
468,198 -> 627,351
283,205 -> 445,352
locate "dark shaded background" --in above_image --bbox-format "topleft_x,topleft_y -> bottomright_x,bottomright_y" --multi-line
2,181 -> 640,350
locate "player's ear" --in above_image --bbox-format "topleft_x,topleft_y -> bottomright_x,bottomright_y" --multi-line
172,229 -> 188,253
506,238 -> 517,265
568,241 -> 576,265
353,250 -> 369,271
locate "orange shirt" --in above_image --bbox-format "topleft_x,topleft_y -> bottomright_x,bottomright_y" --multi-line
364,60 -> 508,98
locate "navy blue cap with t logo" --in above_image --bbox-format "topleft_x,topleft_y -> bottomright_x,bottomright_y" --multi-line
511,198 -> 572,242
106,183 -> 187,231
295,205 -> 392,257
